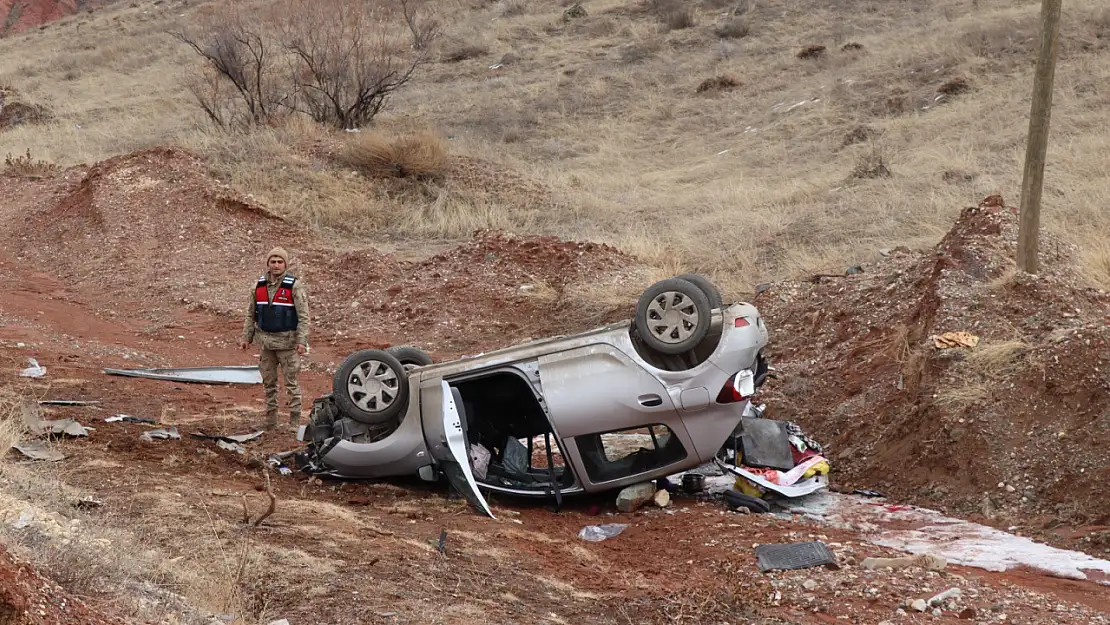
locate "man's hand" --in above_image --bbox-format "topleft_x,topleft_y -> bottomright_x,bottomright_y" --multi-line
239,341 -> 249,350
296,344 -> 307,355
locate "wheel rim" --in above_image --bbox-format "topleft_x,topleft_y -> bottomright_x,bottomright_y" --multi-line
346,359 -> 399,412
646,290 -> 700,344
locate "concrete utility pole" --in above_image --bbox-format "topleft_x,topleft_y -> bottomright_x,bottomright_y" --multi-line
1016,0 -> 1063,274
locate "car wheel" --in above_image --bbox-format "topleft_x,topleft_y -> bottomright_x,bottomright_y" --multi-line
635,278 -> 713,355
675,273 -> 723,310
332,349 -> 409,425
387,346 -> 434,372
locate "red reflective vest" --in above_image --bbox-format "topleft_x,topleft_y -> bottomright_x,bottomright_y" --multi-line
254,274 -> 298,333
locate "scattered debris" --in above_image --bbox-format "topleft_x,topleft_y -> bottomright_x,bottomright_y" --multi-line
38,399 -> 99,406
73,496 -> 104,509
578,523 -> 628,542
103,365 -> 263,384
106,414 -> 156,424
11,441 -> 64,462
862,553 -> 947,572
217,440 -> 247,454
682,472 -> 705,493
755,541 -> 838,572
18,357 -> 45,378
190,431 -> 264,444
932,331 -> 980,349
140,427 -> 181,441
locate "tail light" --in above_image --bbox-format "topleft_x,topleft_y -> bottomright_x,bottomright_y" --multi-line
717,369 -> 756,404
734,317 -> 751,327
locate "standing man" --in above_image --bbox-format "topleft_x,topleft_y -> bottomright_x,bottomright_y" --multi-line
240,246 -> 310,430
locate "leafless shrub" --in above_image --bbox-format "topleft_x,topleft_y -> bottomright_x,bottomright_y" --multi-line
172,0 -> 438,130
399,0 -> 441,50
171,4 -> 291,129
277,0 -> 432,130
339,130 -> 447,179
713,18 -> 749,39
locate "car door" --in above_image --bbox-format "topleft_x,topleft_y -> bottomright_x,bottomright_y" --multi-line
436,380 -> 496,518
536,344 -> 697,489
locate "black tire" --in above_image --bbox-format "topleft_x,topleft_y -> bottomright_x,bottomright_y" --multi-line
387,346 -> 434,371
724,489 -> 771,513
332,349 -> 409,425
675,273 -> 723,310
634,278 -> 712,355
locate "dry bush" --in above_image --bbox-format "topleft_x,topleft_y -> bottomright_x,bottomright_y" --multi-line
0,86 -> 51,129
851,145 -> 891,179
620,39 -> 662,63
340,130 -> 447,179
3,149 -> 56,178
966,340 -> 1030,378
842,125 -> 879,148
172,0 -> 438,130
441,40 -> 489,62
497,0 -> 530,17
696,74 -> 740,94
797,44 -> 826,59
713,18 -> 749,39
649,0 -> 696,30
938,76 -> 971,96
841,42 -> 864,52
0,390 -> 24,472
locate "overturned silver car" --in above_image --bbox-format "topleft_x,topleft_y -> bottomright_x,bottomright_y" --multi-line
298,275 -> 776,517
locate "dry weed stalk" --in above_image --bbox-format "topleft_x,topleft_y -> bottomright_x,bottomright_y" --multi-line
241,467 -> 277,527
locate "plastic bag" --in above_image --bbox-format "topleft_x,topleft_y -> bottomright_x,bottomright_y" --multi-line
578,523 -> 629,542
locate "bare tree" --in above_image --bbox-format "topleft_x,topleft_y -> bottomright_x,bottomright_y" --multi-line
276,0 -> 434,130
171,5 -> 294,128
399,0 -> 442,50
174,0 -> 432,131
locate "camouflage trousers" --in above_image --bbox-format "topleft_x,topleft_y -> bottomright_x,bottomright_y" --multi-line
260,348 -> 302,426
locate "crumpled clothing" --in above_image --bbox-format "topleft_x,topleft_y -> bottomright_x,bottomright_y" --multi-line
743,455 -> 830,486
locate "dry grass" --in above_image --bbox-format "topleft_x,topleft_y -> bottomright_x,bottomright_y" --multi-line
339,130 -> 448,179
966,339 -> 1030,377
2,0 -> 1110,296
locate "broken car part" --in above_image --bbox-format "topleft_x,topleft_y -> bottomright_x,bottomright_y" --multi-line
39,400 -> 100,406
140,427 -> 180,441
103,365 -> 263,384
755,541 -> 839,572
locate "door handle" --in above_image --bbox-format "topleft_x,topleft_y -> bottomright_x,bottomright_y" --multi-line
638,394 -> 663,407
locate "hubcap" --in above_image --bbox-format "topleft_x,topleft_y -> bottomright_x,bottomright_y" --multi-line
646,290 -> 700,344
346,359 -> 399,412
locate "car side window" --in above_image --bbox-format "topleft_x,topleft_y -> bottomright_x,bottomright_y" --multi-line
575,424 -> 688,484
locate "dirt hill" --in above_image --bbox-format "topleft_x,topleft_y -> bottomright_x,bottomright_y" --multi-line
1,147 -> 648,359
0,0 -> 110,37
756,195 -> 1110,534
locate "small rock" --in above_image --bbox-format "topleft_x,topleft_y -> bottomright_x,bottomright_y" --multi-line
616,483 -> 656,513
802,579 -> 819,591
932,608 -> 942,616
1005,484 -> 1016,493
958,607 -> 977,619
266,620 -> 291,625
653,489 -> 670,508
911,599 -> 928,612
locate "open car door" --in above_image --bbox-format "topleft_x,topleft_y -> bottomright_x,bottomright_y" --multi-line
439,380 -> 496,519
